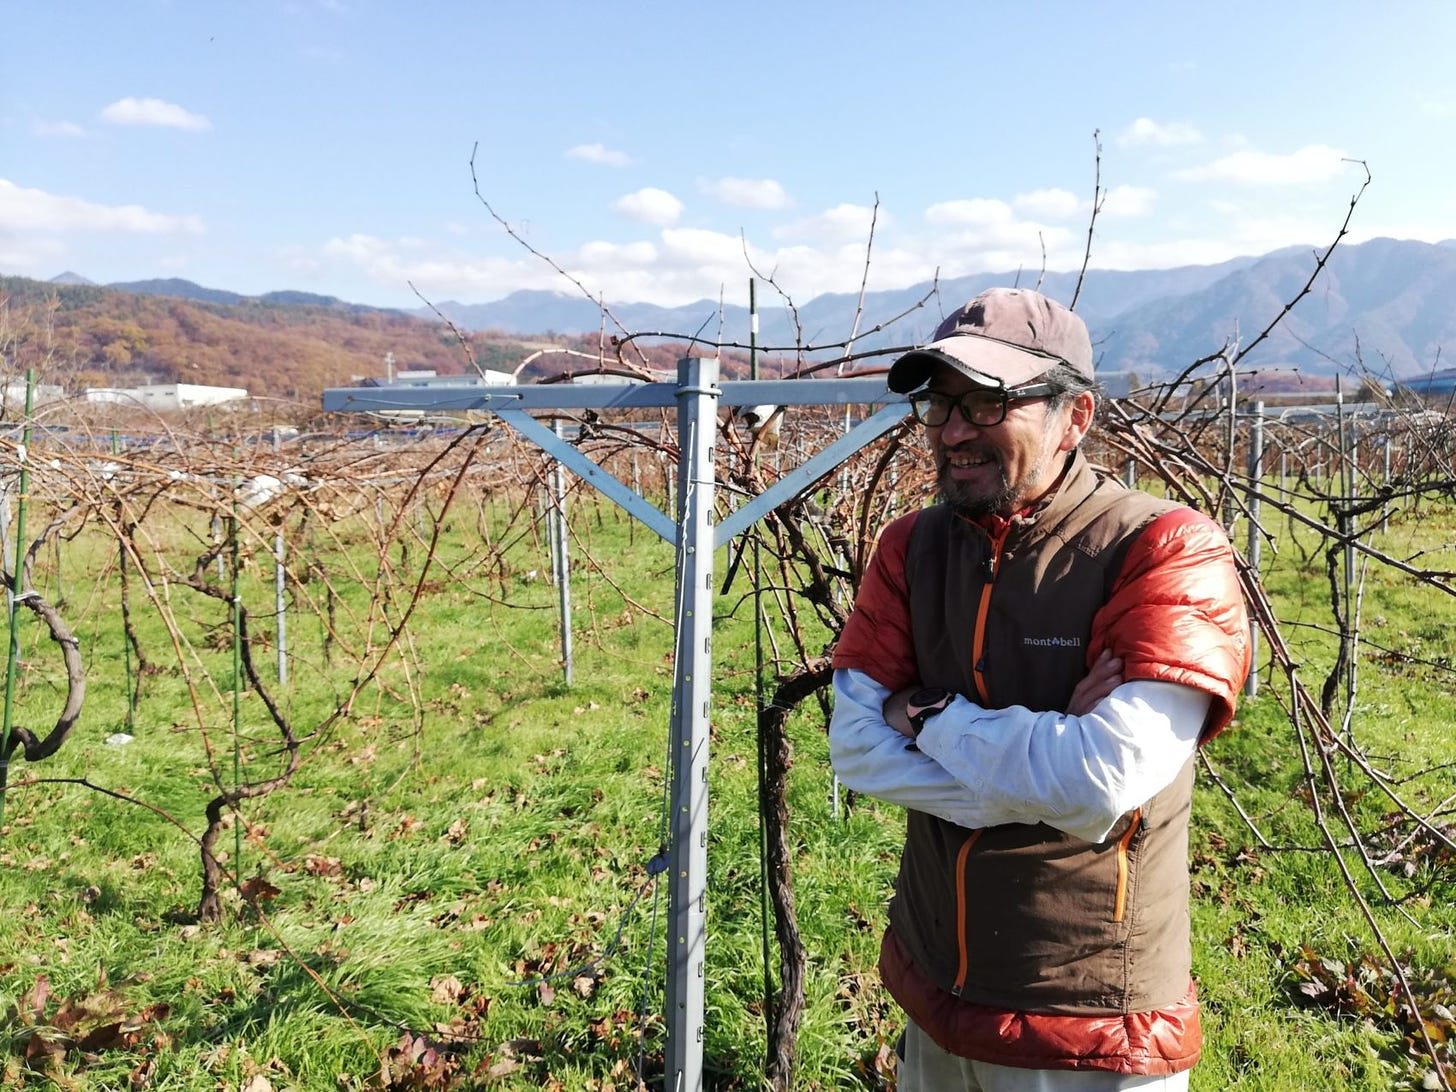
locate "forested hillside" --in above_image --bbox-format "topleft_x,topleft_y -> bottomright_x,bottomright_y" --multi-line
0,276 -> 699,406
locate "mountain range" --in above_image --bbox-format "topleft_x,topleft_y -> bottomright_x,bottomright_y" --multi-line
420,237 -> 1456,381
38,235 -> 1456,384
51,273 -> 379,315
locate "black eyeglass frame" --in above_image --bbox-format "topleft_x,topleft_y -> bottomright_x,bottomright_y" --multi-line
907,382 -> 1058,428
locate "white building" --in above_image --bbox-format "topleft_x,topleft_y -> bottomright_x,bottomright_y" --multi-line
84,383 -> 249,410
375,369 -> 516,387
1,379 -> 66,410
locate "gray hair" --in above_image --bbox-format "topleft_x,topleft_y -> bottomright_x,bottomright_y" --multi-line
1040,360 -> 1102,415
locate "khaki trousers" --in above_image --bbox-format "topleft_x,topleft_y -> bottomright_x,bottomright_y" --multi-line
897,1021 -> 1193,1092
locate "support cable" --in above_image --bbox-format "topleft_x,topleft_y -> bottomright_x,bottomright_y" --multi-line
500,461 -> 685,1084
503,848 -> 670,991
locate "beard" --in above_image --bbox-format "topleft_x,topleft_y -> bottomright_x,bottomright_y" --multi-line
936,445 -> 1052,519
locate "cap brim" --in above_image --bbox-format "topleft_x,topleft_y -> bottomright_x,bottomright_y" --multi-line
886,335 -> 1057,393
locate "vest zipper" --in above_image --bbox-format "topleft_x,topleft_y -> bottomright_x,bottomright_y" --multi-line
950,828 -> 984,996
970,524 -> 1011,704
1113,808 -> 1142,923
957,522 -> 1008,993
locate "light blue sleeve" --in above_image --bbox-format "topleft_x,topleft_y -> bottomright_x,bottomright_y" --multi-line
828,667 -> 1210,842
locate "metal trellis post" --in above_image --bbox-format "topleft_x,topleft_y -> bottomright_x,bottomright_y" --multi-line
551,419 -> 574,685
666,356 -> 717,1087
322,366 -> 908,1092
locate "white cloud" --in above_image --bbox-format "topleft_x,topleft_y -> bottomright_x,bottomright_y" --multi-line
700,177 -> 792,210
100,97 -> 212,132
579,239 -> 657,266
321,233 -> 551,302
1083,191 -> 1367,271
1117,118 -> 1203,148
1012,188 -> 1082,219
1004,185 -> 1156,224
322,235 -> 418,263
612,187 -> 684,226
567,143 -> 631,167
324,187 -> 1375,315
924,198 -> 1015,227
316,227 -> 814,310
774,203 -> 879,243
766,241 -> 937,303
658,227 -> 747,266
583,229 -> 758,306
0,179 -> 205,234
912,196 -> 1104,279
1419,97 -> 1456,119
1175,144 -> 1350,185
321,216 -> 1129,314
0,237 -> 65,276
1100,185 -> 1157,217
320,231 -> 706,310
1202,194 -> 1367,251
34,120 -> 86,138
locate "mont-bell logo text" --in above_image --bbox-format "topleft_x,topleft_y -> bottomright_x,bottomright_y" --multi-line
1023,635 -> 1083,649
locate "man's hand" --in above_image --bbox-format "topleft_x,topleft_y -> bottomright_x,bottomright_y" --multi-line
883,686 -> 919,738
1068,648 -> 1124,716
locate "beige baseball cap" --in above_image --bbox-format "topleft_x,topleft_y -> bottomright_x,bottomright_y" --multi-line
887,287 -> 1093,393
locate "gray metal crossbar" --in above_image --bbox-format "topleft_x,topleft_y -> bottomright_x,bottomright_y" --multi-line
321,376 -> 894,414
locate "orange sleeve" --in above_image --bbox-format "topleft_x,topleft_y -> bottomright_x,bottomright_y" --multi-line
1088,508 -> 1251,740
832,511 -> 921,691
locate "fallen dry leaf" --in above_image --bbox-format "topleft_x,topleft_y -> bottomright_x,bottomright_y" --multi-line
430,975 -> 466,1005
238,876 -> 281,904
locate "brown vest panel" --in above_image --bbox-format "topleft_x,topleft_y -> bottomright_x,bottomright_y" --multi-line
888,459 -> 1196,1014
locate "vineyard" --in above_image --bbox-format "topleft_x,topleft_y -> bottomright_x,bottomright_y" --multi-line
0,353 -> 1452,1091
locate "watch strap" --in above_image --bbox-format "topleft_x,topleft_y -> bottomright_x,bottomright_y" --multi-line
905,686 -> 954,737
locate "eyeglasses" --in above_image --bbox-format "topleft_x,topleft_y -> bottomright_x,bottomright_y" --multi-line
908,383 -> 1057,428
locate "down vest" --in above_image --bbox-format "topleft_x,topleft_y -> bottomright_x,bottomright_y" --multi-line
833,451 -> 1250,1073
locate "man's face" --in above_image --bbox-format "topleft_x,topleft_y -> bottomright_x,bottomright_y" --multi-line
924,363 -> 1089,518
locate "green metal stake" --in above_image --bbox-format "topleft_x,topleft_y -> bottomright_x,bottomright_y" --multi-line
1,369 -> 37,829
749,277 -> 758,381
230,483 -> 243,869
114,430 -> 135,734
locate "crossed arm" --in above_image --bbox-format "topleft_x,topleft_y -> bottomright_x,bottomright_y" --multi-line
827,652 -> 1211,843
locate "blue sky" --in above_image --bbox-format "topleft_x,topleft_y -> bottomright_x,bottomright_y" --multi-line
4,1 -> 1455,311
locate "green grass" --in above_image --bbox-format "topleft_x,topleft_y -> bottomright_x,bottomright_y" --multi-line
0,481 -> 1453,1090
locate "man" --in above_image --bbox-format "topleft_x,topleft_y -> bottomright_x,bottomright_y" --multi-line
829,287 -> 1250,1091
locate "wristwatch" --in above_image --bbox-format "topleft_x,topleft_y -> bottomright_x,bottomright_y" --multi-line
905,686 -> 954,738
